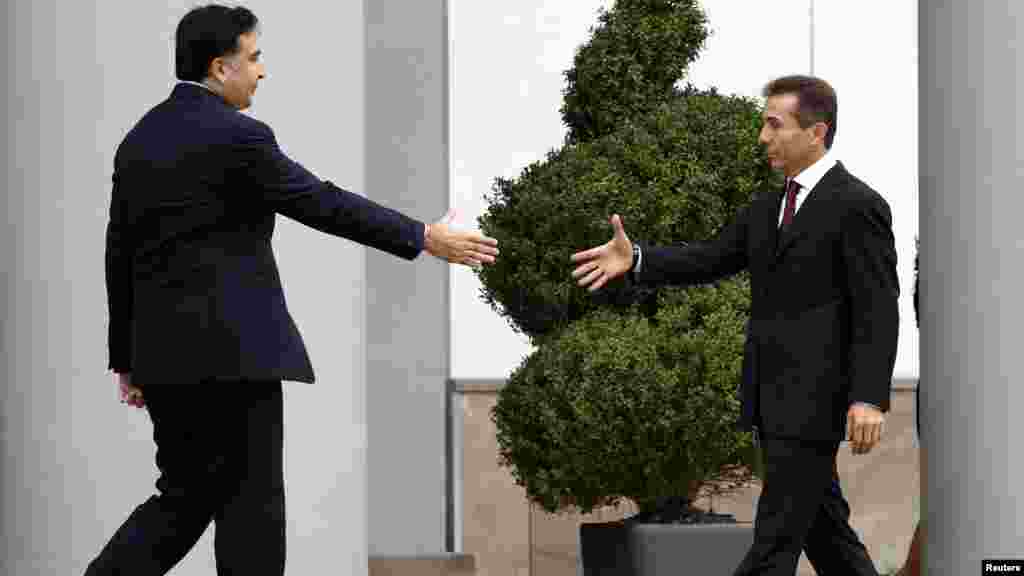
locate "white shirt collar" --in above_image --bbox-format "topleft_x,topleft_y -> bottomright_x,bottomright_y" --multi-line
791,149 -> 837,193
178,80 -> 216,93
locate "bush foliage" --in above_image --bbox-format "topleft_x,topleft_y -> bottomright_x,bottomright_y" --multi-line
476,0 -> 782,516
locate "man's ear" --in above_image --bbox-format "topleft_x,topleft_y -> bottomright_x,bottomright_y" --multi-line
207,58 -> 223,84
208,56 -> 234,84
813,121 -> 829,146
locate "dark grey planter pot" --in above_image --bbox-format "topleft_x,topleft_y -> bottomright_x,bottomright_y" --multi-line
579,521 -> 754,576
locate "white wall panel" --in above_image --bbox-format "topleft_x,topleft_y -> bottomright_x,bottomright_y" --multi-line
449,0 -> 612,380
814,0 -> 919,379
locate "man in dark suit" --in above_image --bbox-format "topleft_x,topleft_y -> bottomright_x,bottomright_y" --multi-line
88,5 -> 498,575
570,75 -> 898,575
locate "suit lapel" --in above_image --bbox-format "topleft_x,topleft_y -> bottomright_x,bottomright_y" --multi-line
775,162 -> 846,258
752,188 -> 784,267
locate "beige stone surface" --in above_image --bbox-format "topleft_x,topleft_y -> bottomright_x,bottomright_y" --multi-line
460,393 -> 531,576
368,556 -> 475,576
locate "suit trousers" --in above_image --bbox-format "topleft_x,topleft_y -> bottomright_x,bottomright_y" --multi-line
84,380 -> 286,576
733,435 -> 878,576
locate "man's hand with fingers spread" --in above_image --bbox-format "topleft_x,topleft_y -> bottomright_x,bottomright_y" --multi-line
570,214 -> 633,292
425,208 -> 500,267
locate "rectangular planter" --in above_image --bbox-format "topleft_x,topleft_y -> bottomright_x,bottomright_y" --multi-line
579,521 -> 754,576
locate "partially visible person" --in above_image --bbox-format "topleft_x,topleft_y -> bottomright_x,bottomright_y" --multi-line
895,242 -> 922,576
88,4 -> 498,575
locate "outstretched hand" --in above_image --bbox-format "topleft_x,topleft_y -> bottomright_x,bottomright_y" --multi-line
425,208 -> 499,267
570,214 -> 633,292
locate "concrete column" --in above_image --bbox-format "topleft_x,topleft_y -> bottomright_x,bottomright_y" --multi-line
919,1 -> 1024,572
365,0 -> 451,555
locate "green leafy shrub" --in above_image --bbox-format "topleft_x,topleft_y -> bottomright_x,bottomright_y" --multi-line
476,0 -> 781,517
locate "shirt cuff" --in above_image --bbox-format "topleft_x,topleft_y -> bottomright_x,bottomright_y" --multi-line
852,401 -> 881,411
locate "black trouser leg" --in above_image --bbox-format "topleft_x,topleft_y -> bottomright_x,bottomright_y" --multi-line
212,383 -> 286,576
732,436 -> 838,576
802,458 -> 878,576
83,492 -> 215,576
84,380 -> 285,576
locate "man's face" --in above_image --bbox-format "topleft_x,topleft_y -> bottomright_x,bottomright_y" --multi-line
759,93 -> 824,177
211,31 -> 264,110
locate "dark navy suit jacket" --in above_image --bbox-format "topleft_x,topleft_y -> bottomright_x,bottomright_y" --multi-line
637,162 -> 899,442
105,83 -> 425,386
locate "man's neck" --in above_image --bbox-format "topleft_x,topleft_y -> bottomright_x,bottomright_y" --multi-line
180,79 -> 223,97
785,149 -> 827,179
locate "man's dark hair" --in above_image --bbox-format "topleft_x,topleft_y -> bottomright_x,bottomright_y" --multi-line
762,75 -> 838,150
175,4 -> 259,82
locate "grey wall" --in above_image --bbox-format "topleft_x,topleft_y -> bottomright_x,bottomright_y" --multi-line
3,1 -> 369,573
365,0 -> 451,556
919,1 -> 1024,572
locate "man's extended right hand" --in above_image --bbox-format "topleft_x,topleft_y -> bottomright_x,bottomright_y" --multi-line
570,214 -> 633,292
425,209 -> 500,266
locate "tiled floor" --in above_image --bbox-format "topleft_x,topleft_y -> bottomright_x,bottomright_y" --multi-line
461,388 -> 919,576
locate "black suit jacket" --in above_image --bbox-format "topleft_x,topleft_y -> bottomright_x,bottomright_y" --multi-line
106,83 -> 425,386
636,162 -> 899,441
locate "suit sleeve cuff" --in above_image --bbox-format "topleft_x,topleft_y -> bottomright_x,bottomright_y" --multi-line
629,243 -> 643,283
413,220 -> 426,256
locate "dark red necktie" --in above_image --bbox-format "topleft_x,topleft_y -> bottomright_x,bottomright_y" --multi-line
781,179 -> 800,228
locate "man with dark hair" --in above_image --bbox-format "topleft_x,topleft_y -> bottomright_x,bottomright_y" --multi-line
571,74 -> 898,575
761,75 -> 838,149
88,4 -> 498,575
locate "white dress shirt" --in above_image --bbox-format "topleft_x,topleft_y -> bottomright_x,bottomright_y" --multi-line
778,150 -> 837,227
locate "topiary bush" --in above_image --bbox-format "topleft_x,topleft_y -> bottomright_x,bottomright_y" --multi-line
492,283 -> 755,516
560,0 -> 708,143
476,0 -> 782,518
